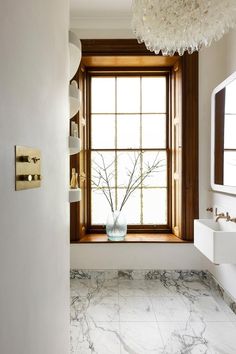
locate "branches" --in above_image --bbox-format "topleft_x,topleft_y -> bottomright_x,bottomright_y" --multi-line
91,151 -> 165,213
91,152 -> 115,212
119,152 -> 165,211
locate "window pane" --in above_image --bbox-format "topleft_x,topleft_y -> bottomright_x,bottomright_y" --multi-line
117,152 -> 141,187
91,188 -> 115,225
117,114 -> 140,148
117,188 -> 141,224
224,115 -> 236,149
117,77 -> 140,113
142,77 -> 166,113
143,188 -> 167,224
143,151 -> 167,187
224,151 -> 236,186
91,151 -> 116,188
142,114 -> 166,148
91,114 -> 115,149
91,77 -> 115,113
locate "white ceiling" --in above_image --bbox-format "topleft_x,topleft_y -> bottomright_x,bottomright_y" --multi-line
70,0 -> 132,18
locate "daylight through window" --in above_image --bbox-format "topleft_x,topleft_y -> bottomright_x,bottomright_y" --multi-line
90,74 -> 169,227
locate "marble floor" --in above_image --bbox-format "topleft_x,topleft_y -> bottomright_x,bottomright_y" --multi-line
70,271 -> 236,354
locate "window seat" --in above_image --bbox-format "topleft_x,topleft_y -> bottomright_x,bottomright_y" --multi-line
76,233 -> 191,243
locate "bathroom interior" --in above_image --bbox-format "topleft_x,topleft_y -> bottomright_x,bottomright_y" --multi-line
1,0 -> 236,353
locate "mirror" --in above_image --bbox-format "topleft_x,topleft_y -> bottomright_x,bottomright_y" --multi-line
211,71 -> 236,194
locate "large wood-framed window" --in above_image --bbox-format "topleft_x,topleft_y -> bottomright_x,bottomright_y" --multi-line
88,71 -> 171,233
70,40 -> 198,243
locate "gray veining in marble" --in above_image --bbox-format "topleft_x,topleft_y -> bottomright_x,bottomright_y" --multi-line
70,269 -> 236,353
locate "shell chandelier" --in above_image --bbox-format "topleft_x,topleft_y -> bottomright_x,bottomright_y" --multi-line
132,0 -> 236,56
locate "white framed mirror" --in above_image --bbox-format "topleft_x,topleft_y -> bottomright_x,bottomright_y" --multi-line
211,71 -> 236,194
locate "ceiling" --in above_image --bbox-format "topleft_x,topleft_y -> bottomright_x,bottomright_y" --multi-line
70,0 -> 132,19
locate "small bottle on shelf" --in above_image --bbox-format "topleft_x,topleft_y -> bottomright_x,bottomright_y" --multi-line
70,168 -> 79,189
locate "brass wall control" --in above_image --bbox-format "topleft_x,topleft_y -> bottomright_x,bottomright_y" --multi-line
15,146 -> 41,190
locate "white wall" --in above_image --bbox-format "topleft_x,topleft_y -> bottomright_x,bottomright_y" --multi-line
0,1 -> 70,353
199,28 -> 236,299
71,243 -> 210,270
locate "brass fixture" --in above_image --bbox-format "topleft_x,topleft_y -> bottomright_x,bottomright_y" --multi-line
20,155 -> 32,163
206,207 -> 213,212
15,146 -> 41,190
215,212 -> 230,222
228,217 -> 236,223
20,155 -> 40,163
31,157 -> 40,163
32,174 -> 41,181
20,174 -> 33,182
214,208 -> 236,223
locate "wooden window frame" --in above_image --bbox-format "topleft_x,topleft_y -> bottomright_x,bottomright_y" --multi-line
87,70 -> 171,233
70,40 -> 199,243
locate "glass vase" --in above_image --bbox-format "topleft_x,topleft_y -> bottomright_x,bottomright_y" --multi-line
106,210 -> 127,241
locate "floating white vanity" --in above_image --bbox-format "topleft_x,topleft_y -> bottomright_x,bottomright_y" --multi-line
194,218 -> 236,264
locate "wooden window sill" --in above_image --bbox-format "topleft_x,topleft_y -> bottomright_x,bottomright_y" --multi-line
74,234 -> 192,244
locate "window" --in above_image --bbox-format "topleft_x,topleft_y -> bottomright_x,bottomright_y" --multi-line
70,40 -> 199,242
90,74 -> 169,229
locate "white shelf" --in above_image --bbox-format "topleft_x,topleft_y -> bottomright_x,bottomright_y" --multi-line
69,136 -> 81,155
69,80 -> 81,119
69,188 -> 81,203
69,31 -> 82,80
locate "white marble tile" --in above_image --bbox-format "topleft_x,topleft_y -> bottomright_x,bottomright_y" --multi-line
119,296 -> 156,322
94,279 -> 119,298
118,269 -> 147,280
146,280 -> 174,296
183,296 -> 230,322
158,322 -> 212,354
102,270 -> 119,280
159,321 -> 236,354
71,277 -> 118,299
151,296 -> 190,322
177,279 -> 212,298
71,321 -> 120,354
211,292 -> 236,322
70,278 -> 95,298
86,295 -> 119,322
71,296 -> 89,322
120,322 -> 163,354
204,322 -> 236,354
70,269 -> 92,280
118,279 -> 149,297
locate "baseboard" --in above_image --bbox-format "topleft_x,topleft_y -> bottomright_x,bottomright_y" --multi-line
206,271 -> 236,315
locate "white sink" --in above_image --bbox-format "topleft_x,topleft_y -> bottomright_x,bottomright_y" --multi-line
194,219 -> 236,264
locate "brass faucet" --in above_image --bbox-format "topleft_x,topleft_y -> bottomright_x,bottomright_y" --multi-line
215,212 -> 230,222
214,208 -> 236,223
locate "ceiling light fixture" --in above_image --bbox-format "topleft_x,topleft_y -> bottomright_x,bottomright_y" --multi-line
132,0 -> 236,56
